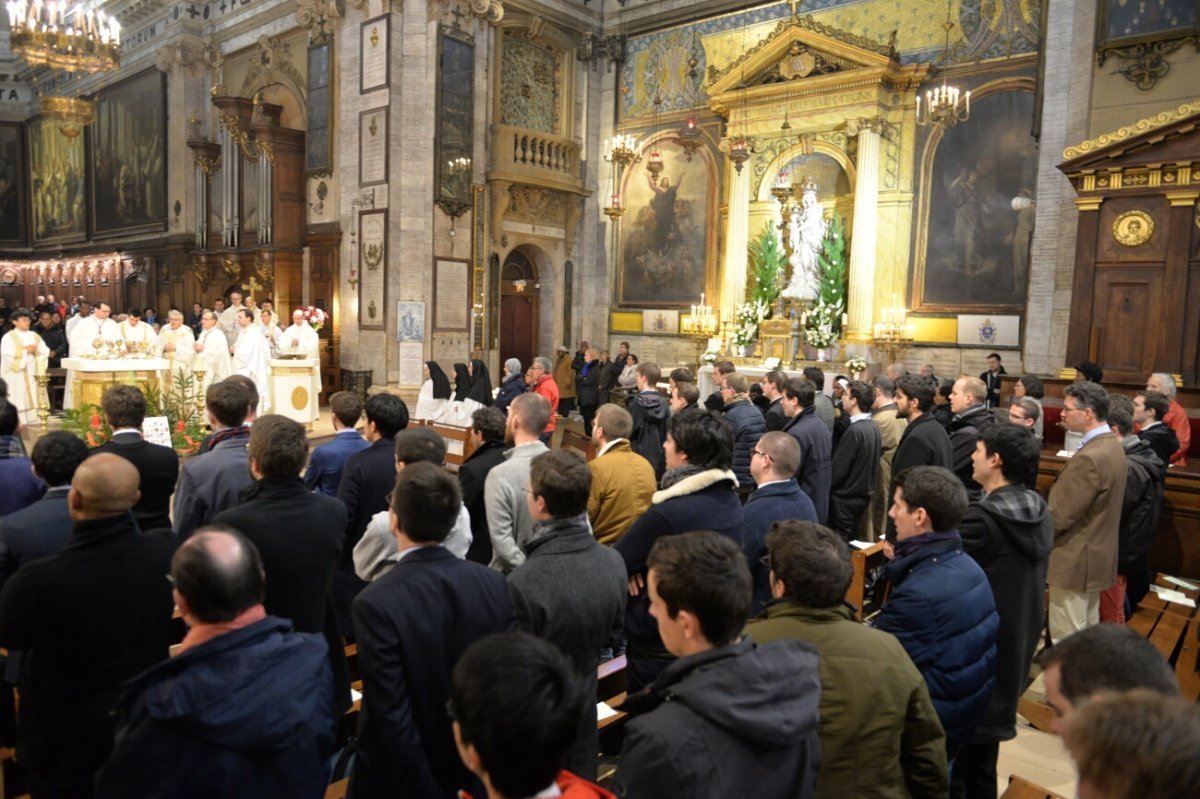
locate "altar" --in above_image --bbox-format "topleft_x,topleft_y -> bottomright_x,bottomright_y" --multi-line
61,357 -> 171,410
697,363 -> 840,400
269,358 -> 320,427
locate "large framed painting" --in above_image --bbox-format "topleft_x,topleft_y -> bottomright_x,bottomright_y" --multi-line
435,25 -> 474,217
912,85 -> 1037,312
0,122 -> 25,246
27,115 -> 87,245
91,69 -> 168,237
616,135 -> 717,308
1097,0 -> 1198,52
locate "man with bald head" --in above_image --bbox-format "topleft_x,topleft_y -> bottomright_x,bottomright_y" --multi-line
948,376 -> 999,500
97,527 -> 336,797
744,431 -> 819,612
0,454 -> 175,797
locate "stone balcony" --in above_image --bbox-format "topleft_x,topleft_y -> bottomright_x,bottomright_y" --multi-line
488,124 -> 586,197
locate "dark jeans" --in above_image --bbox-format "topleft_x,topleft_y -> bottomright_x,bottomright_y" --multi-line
581,404 -> 597,438
949,739 -> 1000,799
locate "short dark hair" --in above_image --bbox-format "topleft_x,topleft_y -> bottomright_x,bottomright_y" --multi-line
365,393 -> 409,440
648,531 -> 751,648
937,378 -> 954,401
845,379 -> 873,412
248,415 -> 308,478
1076,361 -> 1104,384
1018,375 -> 1045,399
714,360 -> 736,376
1108,395 -> 1134,436
669,367 -> 694,384
802,367 -> 825,389
530,450 -> 590,518
101,385 -> 147,429
1012,397 -> 1041,423
0,401 -> 14,436
763,370 -> 787,393
392,461 -> 460,543
126,308 -> 141,319
510,392 -> 552,435
451,632 -> 585,798
1038,624 -> 1179,706
31,431 -> 89,486
783,377 -> 815,409
224,375 -> 259,413
237,308 -> 254,321
1064,381 -> 1110,421
765,521 -> 852,608
895,375 -> 935,412
892,466 -> 968,531
675,382 -> 699,405
979,423 -> 1040,485
872,375 -> 895,398
636,361 -> 661,386
394,427 -> 445,466
471,406 -> 506,443
667,408 -> 733,470
329,391 -> 363,428
1139,390 -> 1170,423
206,381 -> 250,428
171,527 -> 265,624
987,352 -> 1001,361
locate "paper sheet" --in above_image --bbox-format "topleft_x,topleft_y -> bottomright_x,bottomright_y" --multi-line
597,702 -> 619,721
849,540 -> 874,550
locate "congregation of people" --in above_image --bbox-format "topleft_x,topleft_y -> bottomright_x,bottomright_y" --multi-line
0,331 -> 1198,798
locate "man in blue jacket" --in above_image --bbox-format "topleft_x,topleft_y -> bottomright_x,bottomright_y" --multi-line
97,528 -> 336,798
875,465 -> 998,761
303,391 -> 369,496
781,377 -> 832,523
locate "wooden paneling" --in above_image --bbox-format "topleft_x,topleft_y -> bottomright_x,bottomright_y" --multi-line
1092,267 -> 1163,380
307,225 -> 341,400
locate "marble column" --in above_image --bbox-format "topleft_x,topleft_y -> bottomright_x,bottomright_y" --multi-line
847,118 -> 882,341
720,161 -> 750,328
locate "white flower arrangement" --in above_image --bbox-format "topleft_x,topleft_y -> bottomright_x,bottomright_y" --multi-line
732,300 -> 769,348
804,302 -> 839,349
845,356 -> 868,375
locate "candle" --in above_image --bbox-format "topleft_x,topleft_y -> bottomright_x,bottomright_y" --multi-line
841,312 -> 848,327
965,90 -> 971,115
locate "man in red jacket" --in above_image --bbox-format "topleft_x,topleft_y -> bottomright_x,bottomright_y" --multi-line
451,631 -> 615,799
528,356 -> 560,444
1146,372 -> 1190,466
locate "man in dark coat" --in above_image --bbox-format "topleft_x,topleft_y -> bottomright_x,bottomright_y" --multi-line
761,370 -> 789,431
875,466 -> 998,761
97,529 -> 336,799
704,360 -> 736,411
886,375 -> 954,544
214,414 -> 350,715
781,377 -> 832,523
335,392 -> 408,637
956,425 -> 1053,797
979,352 -> 1007,409
0,431 -> 87,590
303,391 -> 370,496
722,372 -> 768,488
1133,390 -> 1179,476
744,432 -> 818,613
1105,396 -> 1166,616
615,408 -> 744,691
614,532 -> 821,799
91,384 -> 179,531
350,462 -> 516,799
173,381 -> 253,539
828,380 -> 882,542
507,451 -> 626,779
947,377 -> 1000,500
458,406 -> 509,565
626,361 -> 669,478
0,455 -> 175,797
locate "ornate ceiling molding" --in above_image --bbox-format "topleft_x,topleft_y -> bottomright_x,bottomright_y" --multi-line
1062,100 -> 1200,161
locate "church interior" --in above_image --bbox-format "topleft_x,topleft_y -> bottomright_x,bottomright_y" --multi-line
1,0 -> 1200,793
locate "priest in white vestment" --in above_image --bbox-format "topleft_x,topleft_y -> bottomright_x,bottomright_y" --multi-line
218,291 -> 248,348
232,309 -> 270,414
119,309 -> 157,354
66,301 -> 123,408
258,308 -> 282,358
192,310 -> 232,396
2,311 -> 49,425
278,309 -> 322,406
157,309 -> 196,394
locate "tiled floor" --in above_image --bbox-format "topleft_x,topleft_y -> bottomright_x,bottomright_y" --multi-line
997,722 -> 1077,797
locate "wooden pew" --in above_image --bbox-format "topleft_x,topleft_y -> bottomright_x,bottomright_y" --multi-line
430,423 -> 474,470
1175,617 -> 1200,701
845,541 -> 888,621
325,778 -> 349,798
559,429 -> 596,462
1000,775 -> 1068,799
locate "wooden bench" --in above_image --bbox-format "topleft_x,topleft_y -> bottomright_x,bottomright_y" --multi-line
1000,775 -> 1068,799
430,423 -> 475,470
559,428 -> 595,462
324,778 -> 348,798
845,541 -> 888,621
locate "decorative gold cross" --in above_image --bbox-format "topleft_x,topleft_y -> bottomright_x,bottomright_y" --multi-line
241,276 -> 264,301
789,0 -> 803,19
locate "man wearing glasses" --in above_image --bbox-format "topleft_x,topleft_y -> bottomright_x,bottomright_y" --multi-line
1046,382 -> 1126,643
1007,397 -> 1041,438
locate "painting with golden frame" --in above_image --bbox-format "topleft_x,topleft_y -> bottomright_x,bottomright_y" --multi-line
27,114 -> 87,245
616,135 -> 718,309
911,83 -> 1037,312
0,122 -> 25,246
91,69 -> 168,237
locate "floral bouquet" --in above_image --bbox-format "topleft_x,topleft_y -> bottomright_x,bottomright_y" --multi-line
732,299 -> 769,348
845,356 -> 868,379
804,301 -> 840,349
298,305 -> 327,331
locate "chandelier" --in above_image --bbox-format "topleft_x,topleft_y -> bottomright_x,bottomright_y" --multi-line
41,95 -> 94,137
916,0 -> 969,129
603,133 -> 639,218
646,95 -> 665,185
5,0 -> 122,73
672,33 -> 704,162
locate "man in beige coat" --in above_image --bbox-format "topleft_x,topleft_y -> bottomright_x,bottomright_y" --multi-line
1047,382 -> 1126,642
587,403 -> 656,545
864,376 -> 907,541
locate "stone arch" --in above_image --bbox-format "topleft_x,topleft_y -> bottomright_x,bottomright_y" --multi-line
756,140 -> 857,203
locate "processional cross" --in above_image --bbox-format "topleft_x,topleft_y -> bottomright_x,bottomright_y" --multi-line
241,276 -> 264,303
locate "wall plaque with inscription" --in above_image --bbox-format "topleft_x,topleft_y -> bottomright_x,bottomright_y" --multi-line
360,15 -> 389,94
359,107 -> 388,187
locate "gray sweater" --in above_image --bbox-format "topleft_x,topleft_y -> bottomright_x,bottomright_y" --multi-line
484,440 -> 550,572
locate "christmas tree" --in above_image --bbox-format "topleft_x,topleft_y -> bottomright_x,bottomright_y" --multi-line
805,211 -> 847,349
747,223 -> 785,313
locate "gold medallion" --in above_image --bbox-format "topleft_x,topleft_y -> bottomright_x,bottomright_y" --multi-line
1112,210 -> 1154,247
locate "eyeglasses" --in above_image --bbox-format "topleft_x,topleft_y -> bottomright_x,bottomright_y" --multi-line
750,448 -> 770,459
1007,411 -> 1027,421
1062,404 -> 1085,415
759,554 -> 772,571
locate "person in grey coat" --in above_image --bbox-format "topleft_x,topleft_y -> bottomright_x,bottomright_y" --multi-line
173,381 -> 253,539
507,450 -> 626,780
803,367 -> 836,432
485,392 -> 551,572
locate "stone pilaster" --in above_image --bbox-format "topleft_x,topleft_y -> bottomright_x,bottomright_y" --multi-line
846,118 -> 882,341
720,162 -> 750,326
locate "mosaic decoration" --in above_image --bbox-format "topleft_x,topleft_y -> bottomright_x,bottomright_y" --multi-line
620,0 -> 1041,120
501,38 -> 557,133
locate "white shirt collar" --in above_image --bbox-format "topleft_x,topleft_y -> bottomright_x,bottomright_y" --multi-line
112,427 -> 142,437
849,412 -> 871,423
755,478 -> 792,489
597,437 -> 627,457
1141,420 -> 1162,430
